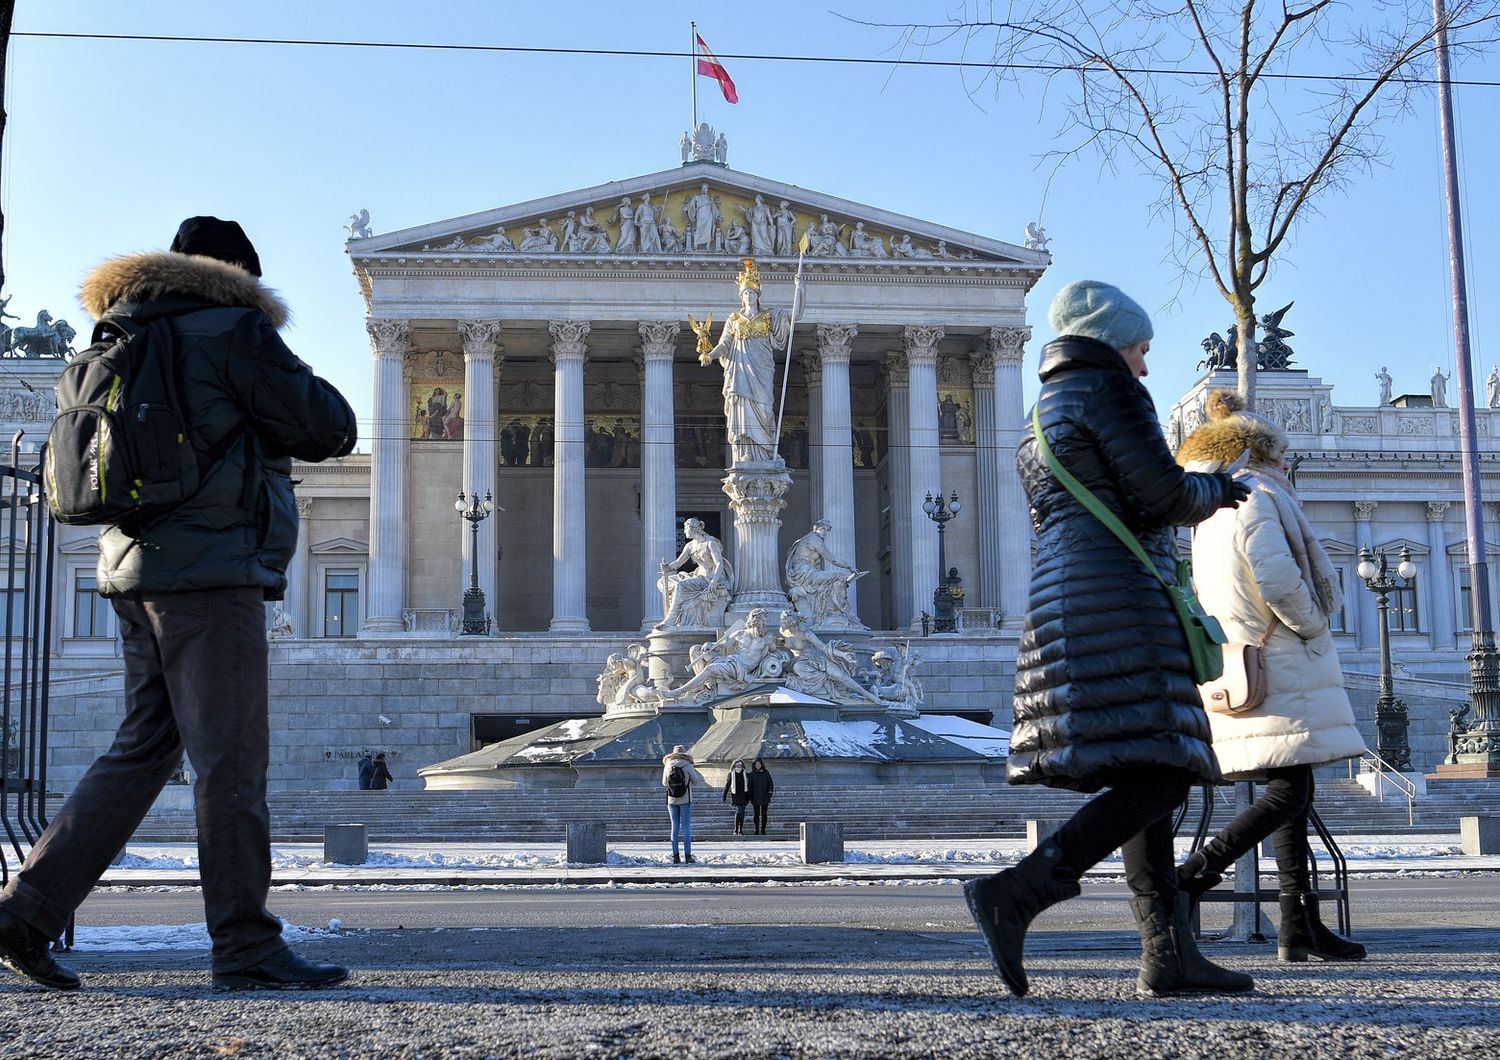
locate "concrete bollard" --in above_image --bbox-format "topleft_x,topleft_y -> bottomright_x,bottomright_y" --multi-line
800,822 -> 844,864
323,824 -> 368,865
566,821 -> 608,865
1026,819 -> 1066,852
1460,815 -> 1500,856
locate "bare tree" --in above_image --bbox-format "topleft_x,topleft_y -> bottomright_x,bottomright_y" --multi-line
0,0 -> 14,299
877,1 -> 1500,400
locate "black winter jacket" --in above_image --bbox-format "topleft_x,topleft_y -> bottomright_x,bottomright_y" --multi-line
78,252 -> 356,597
1008,336 -> 1236,792
747,767 -> 774,805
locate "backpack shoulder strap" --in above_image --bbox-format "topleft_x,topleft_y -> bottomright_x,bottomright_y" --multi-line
1030,403 -> 1170,590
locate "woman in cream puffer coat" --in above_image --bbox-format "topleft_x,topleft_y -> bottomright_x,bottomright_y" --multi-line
1176,389 -> 1367,963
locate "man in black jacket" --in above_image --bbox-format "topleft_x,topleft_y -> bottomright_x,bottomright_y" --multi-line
0,218 -> 357,992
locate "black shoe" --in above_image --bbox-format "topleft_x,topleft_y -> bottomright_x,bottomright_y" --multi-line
963,838 -> 1081,997
673,852 -> 681,864
0,909 -> 79,991
211,948 -> 349,992
1131,895 -> 1254,997
685,854 -> 695,863
1278,894 -> 1366,962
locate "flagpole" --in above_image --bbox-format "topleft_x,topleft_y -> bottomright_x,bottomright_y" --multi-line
774,243 -> 808,455
690,21 -> 698,133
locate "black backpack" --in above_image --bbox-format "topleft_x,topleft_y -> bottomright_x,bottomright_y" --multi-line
666,764 -> 689,799
46,311 -> 204,526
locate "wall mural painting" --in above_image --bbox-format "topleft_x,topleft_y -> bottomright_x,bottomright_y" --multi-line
853,417 -> 884,469
412,382 -> 464,441
586,415 -> 641,468
499,416 -> 554,467
937,390 -> 975,445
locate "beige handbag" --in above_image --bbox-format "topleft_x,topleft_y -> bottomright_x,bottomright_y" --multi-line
1199,618 -> 1277,714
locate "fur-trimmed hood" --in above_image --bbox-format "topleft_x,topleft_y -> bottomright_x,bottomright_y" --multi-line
1176,388 -> 1287,470
80,251 -> 289,329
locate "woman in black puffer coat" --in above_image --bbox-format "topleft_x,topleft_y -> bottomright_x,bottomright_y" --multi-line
963,280 -> 1253,1000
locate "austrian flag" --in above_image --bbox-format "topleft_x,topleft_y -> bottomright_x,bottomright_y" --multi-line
696,34 -> 738,104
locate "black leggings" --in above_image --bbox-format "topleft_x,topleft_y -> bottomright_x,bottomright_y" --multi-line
1049,771 -> 1195,901
752,802 -> 769,834
1200,765 -> 1315,894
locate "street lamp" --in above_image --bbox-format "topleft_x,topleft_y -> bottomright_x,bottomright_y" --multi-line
455,489 -> 496,636
922,489 -> 961,633
1357,543 -> 1417,771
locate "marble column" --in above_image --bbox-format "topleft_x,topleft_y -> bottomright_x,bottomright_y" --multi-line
287,498 -> 313,638
991,326 -> 1031,630
1426,500 -> 1455,649
639,321 -> 680,629
1353,500 -> 1378,651
971,347 -> 1001,610
549,321 -> 591,633
883,351 -> 913,628
801,352 -> 824,523
458,320 -> 503,633
816,325 -> 859,616
905,325 -> 944,631
363,319 -> 410,634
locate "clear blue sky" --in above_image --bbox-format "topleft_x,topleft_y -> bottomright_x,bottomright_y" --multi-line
5,1 -> 1497,448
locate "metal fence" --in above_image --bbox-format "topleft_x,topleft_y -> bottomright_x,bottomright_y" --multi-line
1,435 -> 56,888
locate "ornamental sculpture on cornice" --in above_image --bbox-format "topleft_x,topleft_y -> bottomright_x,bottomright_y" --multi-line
548,321 -> 591,360
638,320 -> 681,357
903,325 -> 945,364
366,319 -> 410,359
457,320 -> 504,362
988,325 -> 1031,365
815,324 -> 858,362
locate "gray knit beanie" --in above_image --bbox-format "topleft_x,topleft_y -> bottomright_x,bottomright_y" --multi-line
1048,280 -> 1153,351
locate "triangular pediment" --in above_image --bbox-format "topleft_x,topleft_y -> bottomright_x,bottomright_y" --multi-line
351,162 -> 1044,269
310,536 -> 368,555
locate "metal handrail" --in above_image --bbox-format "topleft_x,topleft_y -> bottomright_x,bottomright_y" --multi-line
1347,752 -> 1416,826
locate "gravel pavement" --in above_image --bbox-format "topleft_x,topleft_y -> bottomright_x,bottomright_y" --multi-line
2,882 -> 1498,1058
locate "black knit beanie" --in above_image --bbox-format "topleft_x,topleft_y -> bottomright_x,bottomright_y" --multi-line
170,216 -> 262,277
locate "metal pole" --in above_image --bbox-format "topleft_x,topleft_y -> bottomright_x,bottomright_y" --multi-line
1433,0 -> 1500,772
690,21 -> 698,134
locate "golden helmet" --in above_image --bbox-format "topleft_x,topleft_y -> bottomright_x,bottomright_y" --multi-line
736,257 -> 761,293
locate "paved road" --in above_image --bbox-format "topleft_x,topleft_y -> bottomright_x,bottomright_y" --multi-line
1,879 -> 1496,1058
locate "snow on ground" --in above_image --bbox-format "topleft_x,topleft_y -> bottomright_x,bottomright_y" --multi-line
69,918 -> 338,952
97,835 -> 1469,873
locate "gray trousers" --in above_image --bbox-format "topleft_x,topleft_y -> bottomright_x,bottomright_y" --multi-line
0,587 -> 285,973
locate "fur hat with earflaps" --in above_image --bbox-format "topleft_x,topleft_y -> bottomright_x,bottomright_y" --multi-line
1175,389 -> 1288,471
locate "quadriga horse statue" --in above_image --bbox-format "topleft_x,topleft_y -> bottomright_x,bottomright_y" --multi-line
7,310 -> 77,359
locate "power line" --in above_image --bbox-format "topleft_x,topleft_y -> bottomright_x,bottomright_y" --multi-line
13,31 -> 1500,88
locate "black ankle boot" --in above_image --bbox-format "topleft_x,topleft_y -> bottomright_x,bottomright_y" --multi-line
1278,894 -> 1366,962
1177,838 -> 1234,904
963,838 -> 1081,997
1130,896 -> 1254,997
0,909 -> 80,991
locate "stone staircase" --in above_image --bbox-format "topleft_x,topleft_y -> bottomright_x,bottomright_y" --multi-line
130,777 -> 1496,844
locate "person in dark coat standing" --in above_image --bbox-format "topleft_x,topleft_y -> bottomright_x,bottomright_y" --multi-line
357,755 -> 375,791
963,280 -> 1253,999
0,218 -> 355,994
369,754 -> 394,792
747,758 -> 774,835
722,759 -> 751,835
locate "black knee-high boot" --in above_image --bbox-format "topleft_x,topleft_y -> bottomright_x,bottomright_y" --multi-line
963,838 -> 1081,997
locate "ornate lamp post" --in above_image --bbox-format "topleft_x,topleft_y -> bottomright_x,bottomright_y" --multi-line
455,489 -> 495,636
922,489 -> 961,633
1357,543 -> 1417,770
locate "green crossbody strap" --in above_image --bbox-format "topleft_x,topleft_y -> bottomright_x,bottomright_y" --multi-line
1030,403 -> 1172,590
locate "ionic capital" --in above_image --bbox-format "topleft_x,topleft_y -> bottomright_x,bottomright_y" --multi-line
903,325 -> 944,366
988,325 -> 1031,365
366,319 -> 410,359
548,320 -> 592,363
638,321 -> 681,360
457,320 -> 504,363
815,324 -> 858,365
